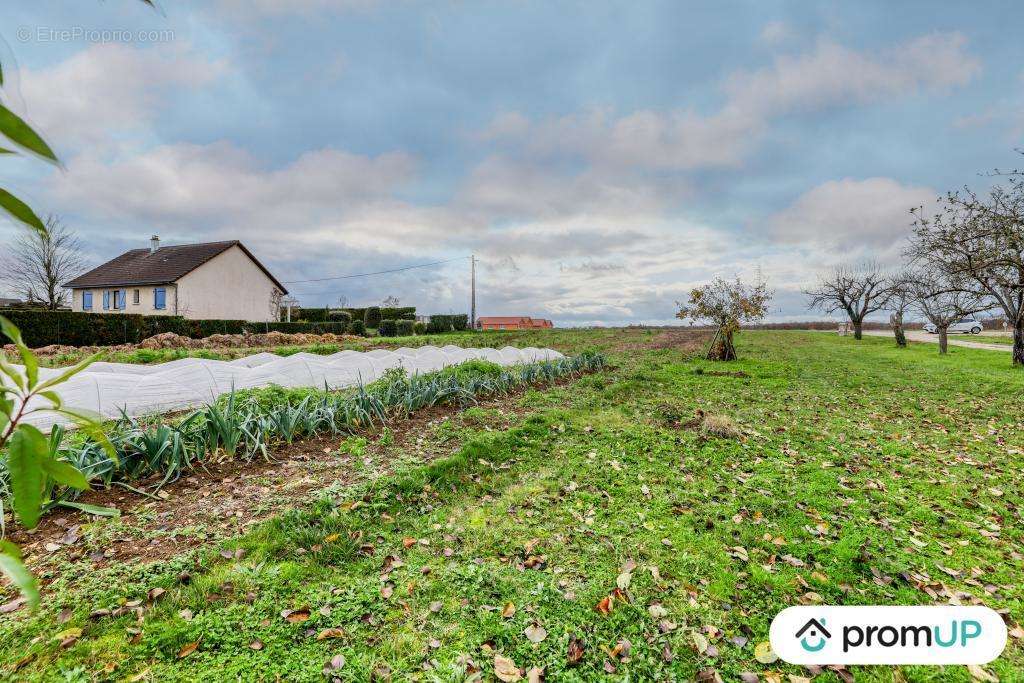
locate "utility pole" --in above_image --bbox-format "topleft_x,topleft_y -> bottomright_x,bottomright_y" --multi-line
470,254 -> 477,330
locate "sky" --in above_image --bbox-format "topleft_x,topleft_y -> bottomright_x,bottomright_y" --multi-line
1,1 -> 1022,325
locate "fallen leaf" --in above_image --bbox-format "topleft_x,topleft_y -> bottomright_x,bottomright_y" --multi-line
502,602 -> 517,618
316,628 -> 346,640
739,674 -> 759,683
249,639 -> 263,650
968,665 -> 998,682
526,666 -> 544,683
524,623 -> 548,643
616,571 -> 632,590
692,631 -> 710,654
177,641 -> 199,659
595,595 -> 613,614
283,608 -> 311,623
696,669 -> 724,683
494,653 -> 521,682
567,636 -> 585,666
754,641 -> 778,664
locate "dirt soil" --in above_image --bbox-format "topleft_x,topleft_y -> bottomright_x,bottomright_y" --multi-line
8,387 -> 550,578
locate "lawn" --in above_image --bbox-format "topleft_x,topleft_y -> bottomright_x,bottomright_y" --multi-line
1,329 -> 1021,682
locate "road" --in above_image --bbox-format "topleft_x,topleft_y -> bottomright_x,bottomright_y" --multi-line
864,329 -> 1011,352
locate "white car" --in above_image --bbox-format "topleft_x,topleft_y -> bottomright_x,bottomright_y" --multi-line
924,318 -> 983,334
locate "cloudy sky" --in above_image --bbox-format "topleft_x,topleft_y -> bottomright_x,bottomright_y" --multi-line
2,1 -> 1021,325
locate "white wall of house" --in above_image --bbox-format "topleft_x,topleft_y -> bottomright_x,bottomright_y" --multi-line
175,245 -> 281,322
72,285 -> 177,316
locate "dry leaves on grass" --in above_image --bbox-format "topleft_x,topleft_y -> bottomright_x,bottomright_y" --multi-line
494,653 -> 521,682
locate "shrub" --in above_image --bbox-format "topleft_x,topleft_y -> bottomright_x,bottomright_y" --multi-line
346,306 -> 415,322
0,310 -> 350,348
378,319 -> 398,337
396,320 -> 415,336
349,319 -> 365,336
327,310 -> 352,324
364,306 -> 382,329
295,307 -> 329,322
425,314 -> 470,334
413,322 -> 426,335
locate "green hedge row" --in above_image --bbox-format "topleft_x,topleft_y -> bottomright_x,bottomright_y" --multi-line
1,310 -> 349,348
427,314 -> 469,333
343,306 -> 416,322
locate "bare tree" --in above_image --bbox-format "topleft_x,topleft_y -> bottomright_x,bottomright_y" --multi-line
804,260 -> 890,340
909,157 -> 1024,365
269,289 -> 284,322
904,269 -> 989,354
886,272 -> 915,348
382,295 -> 400,307
0,217 -> 87,310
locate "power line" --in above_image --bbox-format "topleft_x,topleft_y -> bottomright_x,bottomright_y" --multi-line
284,254 -> 468,294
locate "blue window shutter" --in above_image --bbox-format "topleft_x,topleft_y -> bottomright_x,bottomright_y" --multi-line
83,292 -> 92,310
103,291 -> 110,309
120,289 -> 127,309
154,288 -> 166,310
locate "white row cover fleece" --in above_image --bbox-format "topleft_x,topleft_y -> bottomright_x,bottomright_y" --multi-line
7,345 -> 564,430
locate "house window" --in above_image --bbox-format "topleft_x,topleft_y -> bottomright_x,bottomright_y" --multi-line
154,287 -> 166,310
114,289 -> 126,310
133,289 -> 140,305
82,291 -> 93,310
103,291 -> 110,310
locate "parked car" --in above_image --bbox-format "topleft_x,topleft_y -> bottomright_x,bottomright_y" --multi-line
923,318 -> 983,334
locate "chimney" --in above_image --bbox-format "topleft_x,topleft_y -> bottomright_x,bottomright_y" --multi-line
150,235 -> 160,253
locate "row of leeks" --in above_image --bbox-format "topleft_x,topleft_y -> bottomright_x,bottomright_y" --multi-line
0,353 -> 605,523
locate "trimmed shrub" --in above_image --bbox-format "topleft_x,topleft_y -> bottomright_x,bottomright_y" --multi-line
413,321 -> 426,335
1,310 -> 350,348
349,319 -> 365,336
327,310 -> 352,325
378,319 -> 398,337
344,306 -> 416,322
396,320 -> 415,336
364,306 -> 382,329
425,314 -> 470,334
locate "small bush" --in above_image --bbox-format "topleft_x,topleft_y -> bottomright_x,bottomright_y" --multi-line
349,319 -> 366,336
396,320 -> 415,336
413,322 -> 426,335
425,314 -> 469,334
378,319 -> 398,337
364,306 -> 382,329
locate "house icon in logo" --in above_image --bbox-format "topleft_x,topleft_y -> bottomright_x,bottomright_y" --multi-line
796,618 -> 831,652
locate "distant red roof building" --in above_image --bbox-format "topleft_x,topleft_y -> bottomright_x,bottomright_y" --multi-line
477,316 -> 553,330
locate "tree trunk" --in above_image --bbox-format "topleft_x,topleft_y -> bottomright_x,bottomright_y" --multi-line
937,327 -> 948,354
1014,324 -> 1023,367
709,328 -> 737,361
853,320 -> 863,340
892,313 -> 906,347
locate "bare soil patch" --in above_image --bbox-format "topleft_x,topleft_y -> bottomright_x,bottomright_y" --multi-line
9,383 -> 564,577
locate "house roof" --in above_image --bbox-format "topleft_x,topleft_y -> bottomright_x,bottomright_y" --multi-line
64,240 -> 288,294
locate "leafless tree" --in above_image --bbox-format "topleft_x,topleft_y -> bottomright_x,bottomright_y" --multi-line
885,272 -> 915,348
804,260 -> 890,340
0,216 -> 87,310
904,269 -> 989,354
269,289 -> 284,321
909,154 -> 1024,365
382,295 -> 400,307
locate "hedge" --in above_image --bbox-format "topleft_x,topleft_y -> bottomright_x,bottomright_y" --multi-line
426,314 -> 469,334
378,319 -> 398,337
363,306 -> 382,329
349,319 -> 365,336
396,319 -> 415,336
344,306 -> 415,322
1,310 -> 349,348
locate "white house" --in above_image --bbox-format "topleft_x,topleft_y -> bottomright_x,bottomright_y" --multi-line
64,237 -> 287,322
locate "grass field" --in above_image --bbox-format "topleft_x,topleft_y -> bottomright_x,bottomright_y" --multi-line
1,329 -> 1022,682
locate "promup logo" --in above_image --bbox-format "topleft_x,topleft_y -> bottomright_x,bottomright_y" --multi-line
770,606 -> 1006,665
795,618 -> 831,652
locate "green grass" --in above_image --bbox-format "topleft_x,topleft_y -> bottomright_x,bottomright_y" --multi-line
1,330 -> 1021,682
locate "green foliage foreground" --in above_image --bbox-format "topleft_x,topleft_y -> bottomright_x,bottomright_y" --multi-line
1,330 -> 1022,681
